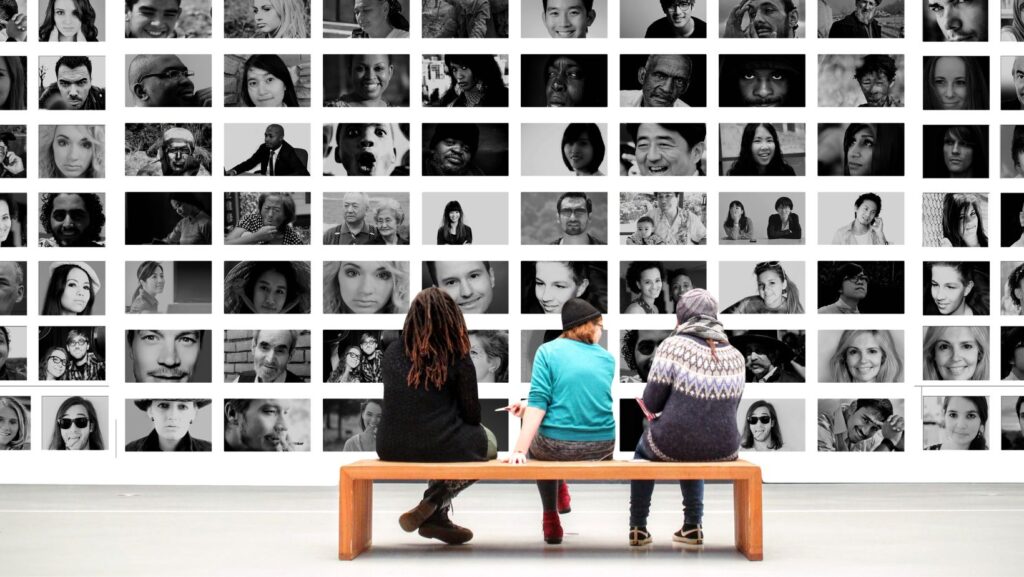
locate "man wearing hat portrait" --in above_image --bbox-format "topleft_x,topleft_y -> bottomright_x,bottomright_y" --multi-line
729,330 -> 804,382
127,54 -> 211,107
136,127 -> 212,177
424,124 -> 484,176
156,193 -> 211,245
125,399 -> 213,452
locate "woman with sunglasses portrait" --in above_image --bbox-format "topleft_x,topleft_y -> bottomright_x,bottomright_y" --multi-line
48,395 -> 103,450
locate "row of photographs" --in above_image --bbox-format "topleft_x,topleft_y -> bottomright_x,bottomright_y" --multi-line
6,191 -> 1024,248
1,395 -> 1022,453
7,53 -> 1024,111
6,258 -> 1024,316
7,122 -> 1024,178
1,0 -> 1019,41
5,325 -> 1024,383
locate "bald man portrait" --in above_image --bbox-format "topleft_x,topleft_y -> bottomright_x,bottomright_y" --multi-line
128,54 -> 212,107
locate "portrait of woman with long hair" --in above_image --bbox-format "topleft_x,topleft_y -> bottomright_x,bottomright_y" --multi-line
39,0 -> 99,41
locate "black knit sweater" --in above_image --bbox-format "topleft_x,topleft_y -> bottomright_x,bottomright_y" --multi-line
376,340 -> 488,462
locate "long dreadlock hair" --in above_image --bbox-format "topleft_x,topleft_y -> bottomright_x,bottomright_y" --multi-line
402,288 -> 470,390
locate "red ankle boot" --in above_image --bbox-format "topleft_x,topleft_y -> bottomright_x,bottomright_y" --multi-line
557,481 -> 571,514
543,511 -> 563,544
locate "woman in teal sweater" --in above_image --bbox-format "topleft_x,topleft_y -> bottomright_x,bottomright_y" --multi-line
507,298 -> 616,544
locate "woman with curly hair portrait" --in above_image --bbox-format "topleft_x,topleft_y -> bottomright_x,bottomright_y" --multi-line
437,54 -> 508,108
623,261 -> 665,314
39,0 -> 99,41
223,261 -> 310,314
323,261 -> 409,314
38,125 -> 104,178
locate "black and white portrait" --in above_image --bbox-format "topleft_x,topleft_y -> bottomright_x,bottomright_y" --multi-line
720,261 -> 805,314
999,194 -> 1024,246
1000,396 -> 1024,449
323,399 -> 383,452
922,396 -> 990,450
42,395 -> 108,451
922,325 -> 990,381
38,0 -> 105,40
719,54 -> 804,107
818,329 -> 904,383
327,54 -> 409,107
522,123 -> 607,176
223,261 -> 311,314
468,330 -> 509,383
620,192 -> 707,245
620,54 -> 705,107
124,399 -> 213,452
324,0 -> 409,38
125,261 -> 212,314
620,261 -> 707,315
1001,327 -> 1024,379
423,0 -> 509,37
225,54 -> 309,107
0,55 -> 25,107
423,123 -> 508,177
922,193 -> 987,247
619,329 -> 672,382
817,398 -> 905,452
125,123 -> 212,176
324,329 -> 399,383
39,124 -> 103,178
39,261 -> 104,316
0,262 -> 26,316
818,123 -> 904,176
0,396 -> 30,450
126,0 -> 212,38
523,0 -> 607,38
422,261 -> 509,314
620,123 -> 707,176
324,191 -> 410,245
819,191 -> 903,245
225,123 -> 310,176
126,330 -> 212,383
325,261 -> 410,314
720,123 -> 805,176
923,56 -> 988,110
0,125 -> 26,178
39,326 -> 105,381
820,0 -> 904,38
522,328 -> 607,383
521,54 -> 606,107
425,192 -> 506,245
923,125 -> 988,178
999,261 -> 1024,315
621,0 -> 708,38
223,399 -> 311,452
126,54 -> 211,107
0,327 -> 27,381
736,398 -> 805,452
225,329 -> 310,383
818,54 -> 904,107
126,192 -> 212,245
225,192 -> 310,245
226,0 -> 311,38
323,123 -> 410,176
522,261 -> 607,315
1000,124 -> 1024,178
817,261 -> 904,314
423,54 -> 506,107
0,193 -> 25,247
718,0 -> 804,37
923,0 -> 986,41
39,56 -> 105,110
1002,56 -> 1024,109
38,193 -> 106,247
728,329 -> 806,383
719,193 -> 805,243
923,262 -> 988,316
521,191 -> 607,245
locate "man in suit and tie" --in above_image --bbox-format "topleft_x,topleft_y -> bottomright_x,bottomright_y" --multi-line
225,124 -> 309,176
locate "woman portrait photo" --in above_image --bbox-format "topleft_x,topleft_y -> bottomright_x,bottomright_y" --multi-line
739,400 -> 782,451
327,344 -> 362,383
39,0 -> 100,41
523,261 -> 606,316
128,261 -> 164,314
223,261 -> 311,314
924,125 -> 988,178
721,261 -> 804,314
47,395 -> 104,450
923,56 -> 988,110
0,193 -> 23,247
924,192 -> 988,247
725,123 -> 797,176
1003,0 -> 1024,40
723,200 -> 754,240
226,0 -> 310,37
817,123 -> 904,176
342,399 -> 382,451
767,196 -> 801,240
230,54 -> 304,107
326,54 -> 407,107
923,325 -> 989,381
0,396 -> 29,450
925,261 -> 988,316
124,399 -> 212,452
38,125 -> 104,179
41,261 -> 101,316
431,54 -> 508,108
374,198 -> 408,245
623,261 -> 665,314
437,200 -> 472,245
560,123 -> 605,177
0,56 -> 26,110
825,329 -> 904,383
225,192 -> 306,245
1002,262 -> 1024,315
325,330 -> 393,383
924,396 -> 989,450
323,261 -> 410,315
39,345 -> 69,381
349,0 -> 410,38
468,330 -> 508,383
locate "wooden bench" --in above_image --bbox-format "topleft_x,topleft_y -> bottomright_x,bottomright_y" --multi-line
338,460 -> 762,561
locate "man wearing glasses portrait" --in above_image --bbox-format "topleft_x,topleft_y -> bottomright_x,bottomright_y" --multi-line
646,0 -> 706,37
128,54 -> 211,107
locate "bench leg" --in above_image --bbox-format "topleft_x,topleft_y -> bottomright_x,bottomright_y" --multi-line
733,477 -> 763,561
339,473 -> 373,560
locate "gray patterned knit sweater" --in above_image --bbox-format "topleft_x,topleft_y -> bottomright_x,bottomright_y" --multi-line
641,331 -> 746,462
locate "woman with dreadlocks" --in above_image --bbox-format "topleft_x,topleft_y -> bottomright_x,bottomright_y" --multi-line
376,288 -> 497,546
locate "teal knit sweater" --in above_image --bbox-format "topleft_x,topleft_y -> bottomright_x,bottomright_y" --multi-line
528,338 -> 616,442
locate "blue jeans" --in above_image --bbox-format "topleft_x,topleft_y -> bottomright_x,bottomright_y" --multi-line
629,438 -> 704,527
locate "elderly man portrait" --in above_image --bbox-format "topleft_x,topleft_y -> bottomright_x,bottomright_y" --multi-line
854,55 -> 901,107
549,192 -> 603,244
723,0 -> 800,37
323,191 -> 384,245
828,0 -> 882,37
233,330 -> 306,383
39,57 -> 105,110
620,55 -> 693,108
135,127 -> 212,176
226,124 -> 309,176
127,330 -> 205,383
0,262 -> 25,315
128,55 -> 211,107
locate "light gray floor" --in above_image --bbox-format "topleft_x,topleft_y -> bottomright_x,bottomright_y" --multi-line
1,483 -> 1022,577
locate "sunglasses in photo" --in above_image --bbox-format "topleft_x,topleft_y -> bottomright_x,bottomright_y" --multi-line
747,416 -> 772,425
57,417 -> 90,430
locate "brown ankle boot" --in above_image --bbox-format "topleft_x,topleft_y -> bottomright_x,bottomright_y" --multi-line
418,506 -> 473,545
399,499 -> 438,532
